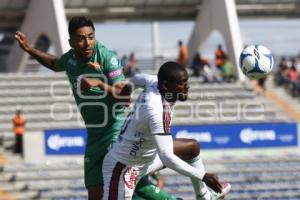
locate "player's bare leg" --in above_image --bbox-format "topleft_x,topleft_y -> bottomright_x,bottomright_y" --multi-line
173,138 -> 200,160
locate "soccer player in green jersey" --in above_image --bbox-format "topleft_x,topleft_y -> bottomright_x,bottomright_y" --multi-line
14,16 -> 179,200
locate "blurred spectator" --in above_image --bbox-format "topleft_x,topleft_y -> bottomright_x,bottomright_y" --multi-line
203,64 -> 221,83
189,52 -> 221,83
220,55 -> 236,83
257,76 -> 267,91
123,52 -> 139,77
274,56 -> 289,85
279,57 -> 289,71
121,55 -> 128,68
274,57 -> 300,97
12,109 -> 26,157
215,44 -> 226,71
287,65 -> 300,97
177,40 -> 189,67
190,52 -> 209,77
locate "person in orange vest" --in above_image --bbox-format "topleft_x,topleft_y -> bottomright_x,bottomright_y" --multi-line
215,44 -> 226,70
12,109 -> 26,157
177,40 -> 189,67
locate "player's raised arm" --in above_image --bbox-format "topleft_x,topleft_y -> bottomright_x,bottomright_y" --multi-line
14,31 -> 63,72
79,74 -> 156,103
79,77 -> 132,103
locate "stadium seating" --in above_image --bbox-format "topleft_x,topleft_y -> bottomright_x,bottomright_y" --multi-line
162,154 -> 300,200
0,73 -> 293,134
1,151 -> 300,199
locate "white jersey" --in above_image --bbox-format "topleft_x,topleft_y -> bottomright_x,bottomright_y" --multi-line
111,74 -> 173,166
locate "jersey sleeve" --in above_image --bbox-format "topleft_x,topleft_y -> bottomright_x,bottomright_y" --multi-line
103,52 -> 125,84
54,52 -> 70,71
130,74 -> 157,88
153,134 -> 206,180
148,98 -> 171,135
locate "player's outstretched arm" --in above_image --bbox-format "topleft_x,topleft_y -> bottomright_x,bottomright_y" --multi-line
14,31 -> 63,72
79,74 -> 156,102
79,77 -> 132,103
153,134 -> 223,193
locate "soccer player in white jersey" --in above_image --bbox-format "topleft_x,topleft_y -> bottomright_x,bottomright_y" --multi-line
101,61 -> 231,200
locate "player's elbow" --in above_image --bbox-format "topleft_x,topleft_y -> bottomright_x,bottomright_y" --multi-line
158,152 -> 174,168
50,59 -> 63,72
51,63 -> 64,72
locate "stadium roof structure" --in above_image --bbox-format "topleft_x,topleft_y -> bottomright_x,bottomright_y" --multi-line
1,0 -> 300,30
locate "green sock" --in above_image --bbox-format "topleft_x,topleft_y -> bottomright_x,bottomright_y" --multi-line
133,177 -> 177,200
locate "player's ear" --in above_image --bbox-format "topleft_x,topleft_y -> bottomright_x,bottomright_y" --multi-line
68,39 -> 74,48
161,80 -> 169,92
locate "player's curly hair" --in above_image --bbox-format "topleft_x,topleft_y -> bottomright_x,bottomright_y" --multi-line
158,61 -> 187,85
68,16 -> 95,37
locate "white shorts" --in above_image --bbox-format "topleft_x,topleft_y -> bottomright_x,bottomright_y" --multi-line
102,152 -> 164,200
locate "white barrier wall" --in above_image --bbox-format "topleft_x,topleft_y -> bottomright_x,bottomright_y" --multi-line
24,131 -> 83,163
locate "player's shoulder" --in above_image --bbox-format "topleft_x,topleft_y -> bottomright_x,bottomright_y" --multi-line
143,74 -> 157,85
131,74 -> 157,87
60,49 -> 75,60
56,49 -> 76,69
95,41 -> 120,70
95,41 -> 115,58
144,83 -> 163,107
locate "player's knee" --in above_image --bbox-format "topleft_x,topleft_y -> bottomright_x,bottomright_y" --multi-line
188,139 -> 200,159
174,138 -> 200,160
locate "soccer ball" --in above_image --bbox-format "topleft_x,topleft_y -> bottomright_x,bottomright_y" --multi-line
239,45 -> 274,79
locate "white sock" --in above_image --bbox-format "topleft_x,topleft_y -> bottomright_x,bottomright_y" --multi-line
188,154 -> 211,200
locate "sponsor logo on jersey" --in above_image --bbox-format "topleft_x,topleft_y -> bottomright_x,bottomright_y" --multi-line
129,138 -> 145,156
123,167 -> 138,189
108,69 -> 122,78
111,57 -> 118,65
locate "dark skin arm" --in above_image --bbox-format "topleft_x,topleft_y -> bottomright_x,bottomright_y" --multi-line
79,77 -> 132,103
202,173 -> 223,193
14,31 -> 63,72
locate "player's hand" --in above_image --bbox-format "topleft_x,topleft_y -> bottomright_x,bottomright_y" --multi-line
87,62 -> 102,71
79,77 -> 101,91
14,31 -> 31,52
114,81 -> 132,105
114,81 -> 131,96
202,173 -> 223,193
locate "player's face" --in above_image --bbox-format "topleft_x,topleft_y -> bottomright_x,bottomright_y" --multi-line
167,71 -> 189,102
69,26 -> 96,60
